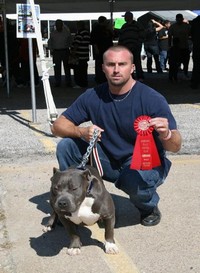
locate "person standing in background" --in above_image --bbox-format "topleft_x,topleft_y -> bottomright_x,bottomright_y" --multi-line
158,20 -> 171,71
18,38 -> 39,87
48,19 -> 72,87
71,21 -> 90,88
144,19 -> 163,74
90,16 -> 113,84
168,13 -> 191,80
118,11 -> 145,81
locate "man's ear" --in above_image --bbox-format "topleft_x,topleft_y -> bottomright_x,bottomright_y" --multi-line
131,63 -> 135,74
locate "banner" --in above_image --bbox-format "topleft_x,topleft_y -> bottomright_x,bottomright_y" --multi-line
16,3 -> 40,38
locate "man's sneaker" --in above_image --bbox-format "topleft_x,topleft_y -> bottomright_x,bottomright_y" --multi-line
140,206 -> 161,227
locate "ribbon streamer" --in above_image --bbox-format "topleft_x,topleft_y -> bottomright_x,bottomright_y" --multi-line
130,115 -> 161,170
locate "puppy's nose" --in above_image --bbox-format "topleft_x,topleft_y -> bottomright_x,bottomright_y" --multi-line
58,200 -> 68,208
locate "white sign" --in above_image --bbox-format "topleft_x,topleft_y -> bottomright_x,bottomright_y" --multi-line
16,3 -> 40,38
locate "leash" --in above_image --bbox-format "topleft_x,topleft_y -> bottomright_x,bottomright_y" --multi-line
77,129 -> 103,177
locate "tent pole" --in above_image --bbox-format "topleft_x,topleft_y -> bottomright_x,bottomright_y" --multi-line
28,38 -> 37,123
2,6 -> 10,97
28,0 -> 58,126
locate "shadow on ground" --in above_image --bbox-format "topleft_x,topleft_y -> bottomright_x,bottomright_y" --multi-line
1,72 -> 200,112
29,191 -> 139,256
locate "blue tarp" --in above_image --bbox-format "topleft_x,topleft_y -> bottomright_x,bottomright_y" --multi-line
193,10 -> 200,15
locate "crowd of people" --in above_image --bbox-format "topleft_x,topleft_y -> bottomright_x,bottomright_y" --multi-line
118,12 -> 200,89
1,13 -> 200,90
46,12 -> 200,90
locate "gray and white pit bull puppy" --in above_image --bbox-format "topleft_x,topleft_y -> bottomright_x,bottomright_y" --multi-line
43,165 -> 119,255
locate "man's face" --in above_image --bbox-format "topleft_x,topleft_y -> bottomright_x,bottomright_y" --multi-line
102,50 -> 134,87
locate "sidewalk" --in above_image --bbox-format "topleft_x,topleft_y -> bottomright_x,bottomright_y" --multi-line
0,59 -> 200,273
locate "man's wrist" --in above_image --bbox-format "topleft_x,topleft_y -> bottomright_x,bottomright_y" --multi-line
162,129 -> 172,141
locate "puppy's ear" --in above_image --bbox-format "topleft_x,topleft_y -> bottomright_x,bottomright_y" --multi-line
82,169 -> 92,180
51,168 -> 59,182
53,167 -> 59,175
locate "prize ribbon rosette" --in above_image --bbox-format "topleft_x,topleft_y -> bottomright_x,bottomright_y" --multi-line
130,115 -> 161,170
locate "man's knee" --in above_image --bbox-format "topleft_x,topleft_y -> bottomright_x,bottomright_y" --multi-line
57,138 -> 69,156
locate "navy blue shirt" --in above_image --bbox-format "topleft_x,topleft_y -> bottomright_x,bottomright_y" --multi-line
62,81 -> 177,166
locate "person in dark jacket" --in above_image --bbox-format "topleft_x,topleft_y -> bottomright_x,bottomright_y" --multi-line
90,16 -> 113,84
118,11 -> 145,81
144,19 -> 163,73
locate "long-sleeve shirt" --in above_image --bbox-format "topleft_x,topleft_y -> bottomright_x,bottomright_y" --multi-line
48,26 -> 72,50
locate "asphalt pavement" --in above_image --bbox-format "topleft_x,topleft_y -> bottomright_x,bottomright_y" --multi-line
0,59 -> 200,273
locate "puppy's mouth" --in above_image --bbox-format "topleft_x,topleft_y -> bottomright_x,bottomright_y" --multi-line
64,212 -> 72,216
59,209 -> 72,216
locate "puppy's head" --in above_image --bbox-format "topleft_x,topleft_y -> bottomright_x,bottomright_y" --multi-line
50,167 -> 92,215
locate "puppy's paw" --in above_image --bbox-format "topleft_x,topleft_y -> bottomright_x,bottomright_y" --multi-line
42,225 -> 53,233
105,241 -> 119,254
67,247 -> 81,256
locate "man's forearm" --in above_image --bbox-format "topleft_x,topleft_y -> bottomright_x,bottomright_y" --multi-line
51,116 -> 82,138
159,130 -> 182,153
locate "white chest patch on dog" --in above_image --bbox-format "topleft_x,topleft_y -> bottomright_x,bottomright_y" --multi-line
64,197 -> 100,226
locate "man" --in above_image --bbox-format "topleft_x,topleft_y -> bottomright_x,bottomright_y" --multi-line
118,11 -> 145,81
144,19 -> 163,74
190,15 -> 200,89
158,20 -> 171,71
168,13 -> 191,79
48,19 -> 72,87
51,46 -> 182,227
90,16 -> 113,84
71,21 -> 90,88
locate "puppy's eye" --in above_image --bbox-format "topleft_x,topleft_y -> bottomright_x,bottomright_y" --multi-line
72,187 -> 78,191
53,184 -> 60,191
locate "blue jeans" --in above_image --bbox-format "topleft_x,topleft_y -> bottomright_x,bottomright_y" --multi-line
159,50 -> 168,70
56,138 -> 167,213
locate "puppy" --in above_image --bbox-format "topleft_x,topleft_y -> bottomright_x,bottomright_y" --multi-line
43,165 -> 119,255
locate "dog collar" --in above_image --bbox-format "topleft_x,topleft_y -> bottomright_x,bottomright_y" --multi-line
86,180 -> 93,195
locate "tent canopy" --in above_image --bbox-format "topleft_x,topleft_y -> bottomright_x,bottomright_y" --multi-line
3,0 -> 200,14
138,10 -> 197,27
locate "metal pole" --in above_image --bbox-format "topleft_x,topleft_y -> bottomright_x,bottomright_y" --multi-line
2,6 -> 10,97
29,0 -> 58,125
109,0 -> 115,27
28,38 -> 37,123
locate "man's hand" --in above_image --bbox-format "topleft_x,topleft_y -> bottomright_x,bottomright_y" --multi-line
149,117 -> 182,153
79,125 -> 104,142
149,117 -> 169,139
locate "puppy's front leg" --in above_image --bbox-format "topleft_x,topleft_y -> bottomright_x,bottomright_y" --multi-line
59,217 -> 82,256
103,216 -> 119,254
43,211 -> 58,232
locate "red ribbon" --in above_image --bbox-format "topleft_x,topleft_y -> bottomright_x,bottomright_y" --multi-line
130,115 -> 161,170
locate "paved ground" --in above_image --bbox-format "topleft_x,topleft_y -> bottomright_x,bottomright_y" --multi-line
0,59 -> 200,273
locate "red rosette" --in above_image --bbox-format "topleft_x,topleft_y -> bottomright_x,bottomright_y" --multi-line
130,115 -> 161,170
134,115 -> 153,136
